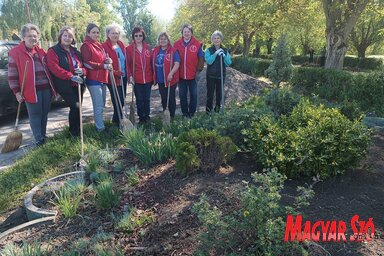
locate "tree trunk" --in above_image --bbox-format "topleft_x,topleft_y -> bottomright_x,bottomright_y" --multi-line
242,31 -> 255,57
357,46 -> 367,58
322,0 -> 369,70
324,30 -> 348,70
266,38 -> 273,54
230,33 -> 240,54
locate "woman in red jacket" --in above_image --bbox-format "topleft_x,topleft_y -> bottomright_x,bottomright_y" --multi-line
8,23 -> 56,146
125,26 -> 153,124
174,24 -> 204,118
47,26 -> 87,137
152,32 -> 180,119
102,24 -> 127,128
80,23 -> 112,132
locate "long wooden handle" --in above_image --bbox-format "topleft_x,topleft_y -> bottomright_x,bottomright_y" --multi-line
15,61 -> 29,128
131,44 -> 136,102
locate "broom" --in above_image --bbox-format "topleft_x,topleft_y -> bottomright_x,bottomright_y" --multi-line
162,52 -> 172,125
110,69 -> 133,131
1,61 -> 29,154
129,44 -> 136,125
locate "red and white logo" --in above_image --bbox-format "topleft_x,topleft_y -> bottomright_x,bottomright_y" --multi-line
190,45 -> 197,53
145,50 -> 151,57
165,53 -> 171,61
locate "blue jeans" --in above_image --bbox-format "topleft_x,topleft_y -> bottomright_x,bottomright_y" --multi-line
25,89 -> 52,143
87,83 -> 106,131
134,82 -> 152,122
178,79 -> 197,117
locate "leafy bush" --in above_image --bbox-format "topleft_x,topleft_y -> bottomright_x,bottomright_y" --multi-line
246,99 -> 371,178
192,169 -> 313,255
265,86 -> 301,116
231,56 -> 271,77
94,176 -> 120,210
265,34 -> 293,86
175,129 -> 237,175
343,56 -> 383,71
121,128 -> 176,165
165,96 -> 273,149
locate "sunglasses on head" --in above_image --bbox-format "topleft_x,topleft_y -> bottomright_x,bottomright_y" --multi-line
134,34 -> 143,38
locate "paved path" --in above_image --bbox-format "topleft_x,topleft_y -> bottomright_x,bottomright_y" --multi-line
0,71 -> 209,171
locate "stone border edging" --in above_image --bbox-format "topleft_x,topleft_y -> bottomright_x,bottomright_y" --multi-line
24,171 -> 85,221
0,216 -> 55,241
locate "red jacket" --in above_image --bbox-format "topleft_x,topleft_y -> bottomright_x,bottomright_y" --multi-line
46,44 -> 86,84
80,36 -> 108,84
174,36 -> 202,80
125,42 -> 153,84
8,42 -> 56,103
102,39 -> 126,86
152,45 -> 179,87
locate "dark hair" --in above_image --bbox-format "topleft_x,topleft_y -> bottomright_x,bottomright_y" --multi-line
181,24 -> 193,35
131,26 -> 146,41
86,23 -> 99,34
58,26 -> 76,45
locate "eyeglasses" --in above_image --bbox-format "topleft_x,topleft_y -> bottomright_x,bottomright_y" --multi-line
134,34 -> 143,38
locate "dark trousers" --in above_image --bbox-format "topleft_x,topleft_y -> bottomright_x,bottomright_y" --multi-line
58,85 -> 85,137
206,76 -> 223,113
158,83 -> 176,118
178,79 -> 197,117
25,89 -> 52,143
134,82 -> 152,122
107,76 -> 127,126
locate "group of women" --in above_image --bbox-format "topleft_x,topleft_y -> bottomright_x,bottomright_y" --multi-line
8,22 -> 232,145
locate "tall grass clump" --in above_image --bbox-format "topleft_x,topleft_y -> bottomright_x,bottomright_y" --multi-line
94,176 -> 120,210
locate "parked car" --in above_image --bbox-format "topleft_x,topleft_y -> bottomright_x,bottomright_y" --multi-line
0,41 -> 63,117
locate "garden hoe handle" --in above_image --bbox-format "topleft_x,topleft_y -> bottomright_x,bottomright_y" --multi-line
166,52 -> 173,111
15,61 -> 29,129
220,54 -> 224,113
131,44 -> 136,103
77,82 -> 84,158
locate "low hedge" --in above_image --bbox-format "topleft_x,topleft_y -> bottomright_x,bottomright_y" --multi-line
231,56 -> 271,77
291,67 -> 384,116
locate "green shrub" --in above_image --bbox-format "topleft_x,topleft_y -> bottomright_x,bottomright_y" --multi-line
265,86 -> 301,116
165,96 -> 273,149
175,129 -> 237,175
343,56 -> 383,71
246,99 -> 371,178
291,67 -> 384,116
94,176 -> 120,210
121,128 -> 176,165
265,34 -> 293,86
125,166 -> 140,187
231,56 -> 271,77
192,169 -> 312,255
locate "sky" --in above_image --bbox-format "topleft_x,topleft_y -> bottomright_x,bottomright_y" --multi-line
147,0 -> 177,22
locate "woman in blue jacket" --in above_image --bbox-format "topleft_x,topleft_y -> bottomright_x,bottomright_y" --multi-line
204,30 -> 232,113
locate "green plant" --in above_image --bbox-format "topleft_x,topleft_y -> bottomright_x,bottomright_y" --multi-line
192,169 -> 312,255
94,176 -> 120,210
1,241 -> 45,256
175,129 -> 237,175
52,183 -> 82,218
121,128 -> 176,165
265,34 -> 293,86
125,165 -> 140,187
115,208 -> 154,233
246,99 -> 372,177
265,86 -> 301,116
231,56 -> 271,77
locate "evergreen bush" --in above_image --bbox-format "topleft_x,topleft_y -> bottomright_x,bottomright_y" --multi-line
265,34 -> 293,86
175,129 -> 237,175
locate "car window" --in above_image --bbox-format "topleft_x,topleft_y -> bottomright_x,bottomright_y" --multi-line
0,45 -> 10,69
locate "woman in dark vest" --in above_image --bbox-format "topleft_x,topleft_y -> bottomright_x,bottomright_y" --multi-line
204,30 -> 232,113
47,26 -> 86,137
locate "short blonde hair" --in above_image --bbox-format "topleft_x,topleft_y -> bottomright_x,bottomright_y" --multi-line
58,26 -> 76,45
157,32 -> 172,45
